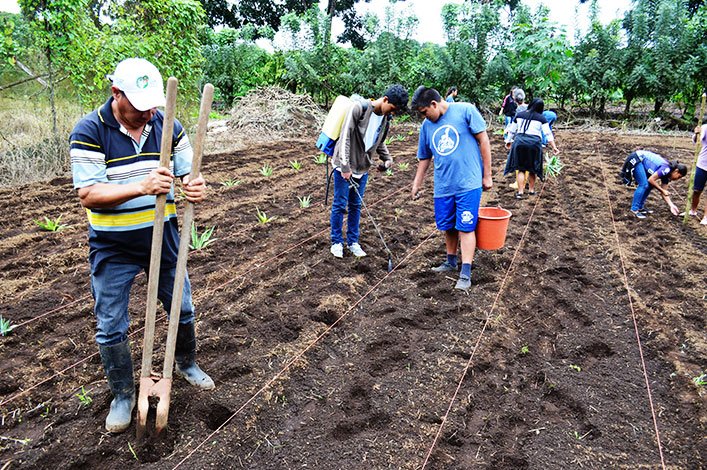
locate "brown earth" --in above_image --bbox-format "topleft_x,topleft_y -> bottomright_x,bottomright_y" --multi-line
0,125 -> 705,469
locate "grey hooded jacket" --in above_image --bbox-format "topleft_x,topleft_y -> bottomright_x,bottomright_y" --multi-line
331,99 -> 392,174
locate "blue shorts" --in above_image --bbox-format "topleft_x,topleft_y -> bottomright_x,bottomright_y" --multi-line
695,166 -> 707,192
434,188 -> 482,232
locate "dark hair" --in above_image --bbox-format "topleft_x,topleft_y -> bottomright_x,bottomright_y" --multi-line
668,161 -> 688,177
527,98 -> 545,114
445,86 -> 457,97
411,86 -> 442,109
384,84 -> 409,112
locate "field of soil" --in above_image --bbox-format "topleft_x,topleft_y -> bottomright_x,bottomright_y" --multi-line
0,124 -> 705,469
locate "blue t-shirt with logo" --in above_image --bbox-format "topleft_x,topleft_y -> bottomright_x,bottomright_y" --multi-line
417,103 -> 486,197
637,150 -> 671,179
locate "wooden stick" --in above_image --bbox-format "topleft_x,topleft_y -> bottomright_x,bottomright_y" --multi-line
162,84 -> 214,379
683,93 -> 706,225
140,77 -> 178,378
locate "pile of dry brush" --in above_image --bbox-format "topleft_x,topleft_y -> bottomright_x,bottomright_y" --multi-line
228,86 -> 325,140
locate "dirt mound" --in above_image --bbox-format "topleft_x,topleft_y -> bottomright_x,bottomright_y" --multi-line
228,86 -> 325,142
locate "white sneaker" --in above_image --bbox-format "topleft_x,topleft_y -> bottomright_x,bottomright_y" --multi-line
330,243 -> 343,258
347,243 -> 367,258
678,210 -> 698,217
701,217 -> 707,226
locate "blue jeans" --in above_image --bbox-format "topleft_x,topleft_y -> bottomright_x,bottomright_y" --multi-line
631,162 -> 653,211
91,261 -> 194,345
330,170 -> 368,246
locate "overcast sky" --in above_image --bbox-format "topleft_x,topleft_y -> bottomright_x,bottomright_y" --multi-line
321,0 -> 633,45
0,0 -> 632,45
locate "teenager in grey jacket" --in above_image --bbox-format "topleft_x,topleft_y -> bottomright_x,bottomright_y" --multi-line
330,84 -> 409,259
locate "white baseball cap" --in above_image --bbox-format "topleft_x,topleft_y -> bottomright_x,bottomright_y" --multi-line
107,58 -> 166,111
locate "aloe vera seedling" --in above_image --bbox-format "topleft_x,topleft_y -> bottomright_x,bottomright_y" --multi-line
221,178 -> 242,187
313,153 -> 327,165
256,207 -> 276,224
35,215 -> 66,232
385,168 -> 394,177
0,315 -> 16,336
297,195 -> 312,208
76,386 -> 93,407
190,223 -> 217,251
397,162 -> 410,171
260,163 -> 273,177
544,154 -> 564,178
290,160 -> 302,171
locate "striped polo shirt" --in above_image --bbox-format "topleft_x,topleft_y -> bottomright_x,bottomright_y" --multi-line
70,98 -> 192,270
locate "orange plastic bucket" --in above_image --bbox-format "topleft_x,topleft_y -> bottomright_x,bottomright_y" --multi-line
476,207 -> 512,250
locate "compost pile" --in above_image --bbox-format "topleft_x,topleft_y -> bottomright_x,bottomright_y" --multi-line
228,86 -> 325,141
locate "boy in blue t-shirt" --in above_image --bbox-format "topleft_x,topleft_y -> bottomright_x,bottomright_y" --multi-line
411,86 -> 493,291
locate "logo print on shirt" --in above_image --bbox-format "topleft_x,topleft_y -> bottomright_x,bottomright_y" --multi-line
432,125 -> 460,156
461,211 -> 474,224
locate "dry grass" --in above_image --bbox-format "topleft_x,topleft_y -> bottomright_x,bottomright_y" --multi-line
0,96 -> 84,186
228,86 -> 325,141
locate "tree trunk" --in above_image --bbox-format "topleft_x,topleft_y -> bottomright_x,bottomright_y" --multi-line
654,99 -> 663,114
624,94 -> 633,116
47,46 -> 57,136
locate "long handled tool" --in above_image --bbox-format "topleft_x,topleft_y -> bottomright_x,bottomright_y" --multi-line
349,178 -> 394,272
136,81 -> 214,439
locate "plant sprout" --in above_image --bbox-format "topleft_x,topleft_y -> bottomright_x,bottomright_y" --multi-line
190,223 -> 217,251
297,195 -> 312,208
520,345 -> 530,355
221,178 -> 242,187
397,162 -> 410,171
76,386 -> 93,407
0,315 -> 17,336
544,154 -> 564,178
693,373 -> 706,387
394,208 -> 405,221
384,134 -> 405,145
256,207 -> 276,224
290,160 -> 302,171
260,163 -> 273,177
569,364 -> 581,372
35,215 -> 66,232
384,168 -> 394,177
313,153 -> 328,165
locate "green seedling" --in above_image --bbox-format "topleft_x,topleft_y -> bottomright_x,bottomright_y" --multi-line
35,215 -> 66,232
297,195 -> 312,209
384,134 -> 405,145
256,207 -> 276,224
385,168 -> 394,177
407,130 -> 414,136
693,373 -> 706,387
260,163 -> 273,177
313,153 -> 328,165
221,178 -> 242,187
0,316 -> 17,336
520,345 -> 530,355
76,386 -> 93,407
544,154 -> 564,178
395,114 -> 411,124
128,441 -> 139,461
290,160 -> 303,171
573,430 -> 591,440
569,364 -> 581,372
190,223 -> 217,251
394,207 -> 405,221
493,128 -> 505,135
397,162 -> 410,171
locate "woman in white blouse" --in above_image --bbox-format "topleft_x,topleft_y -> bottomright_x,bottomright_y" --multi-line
504,98 -> 560,199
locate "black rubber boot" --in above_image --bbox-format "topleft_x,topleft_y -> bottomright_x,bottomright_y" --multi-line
98,340 -> 136,433
175,322 -> 215,390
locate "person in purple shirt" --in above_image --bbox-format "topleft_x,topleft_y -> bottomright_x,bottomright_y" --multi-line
689,124 -> 707,224
627,149 -> 687,219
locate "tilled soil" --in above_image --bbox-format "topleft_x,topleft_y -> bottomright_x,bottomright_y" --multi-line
0,126 -> 704,469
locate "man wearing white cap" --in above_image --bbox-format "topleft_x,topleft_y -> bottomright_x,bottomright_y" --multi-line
69,58 -> 213,434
